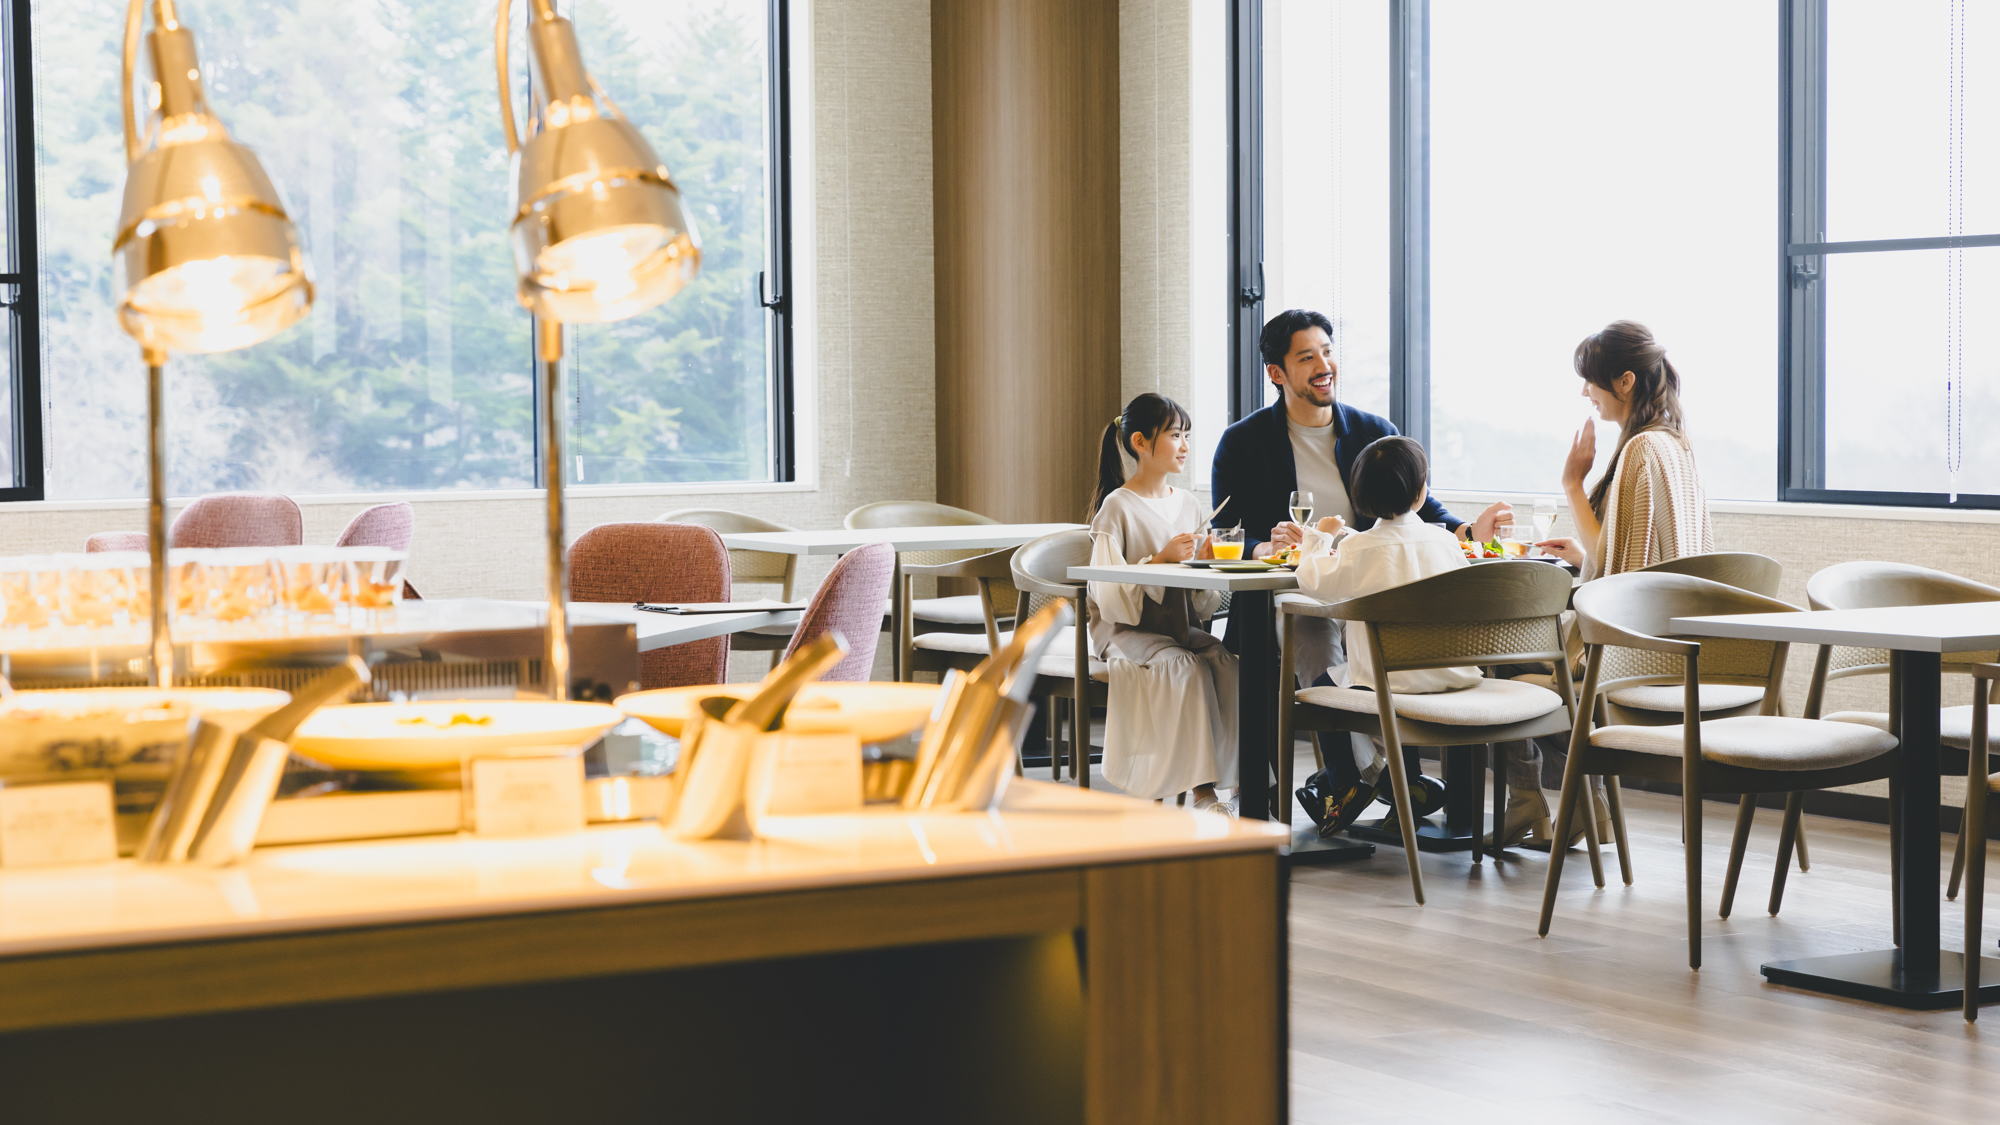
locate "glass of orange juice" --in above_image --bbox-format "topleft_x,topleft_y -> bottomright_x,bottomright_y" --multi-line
1210,527 -> 1244,560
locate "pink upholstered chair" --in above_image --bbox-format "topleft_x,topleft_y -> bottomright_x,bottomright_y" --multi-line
784,543 -> 896,682
85,532 -> 150,553
569,522 -> 731,690
170,493 -> 304,549
335,502 -> 415,551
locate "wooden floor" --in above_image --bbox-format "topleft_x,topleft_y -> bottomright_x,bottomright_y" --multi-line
1283,786 -> 2000,1124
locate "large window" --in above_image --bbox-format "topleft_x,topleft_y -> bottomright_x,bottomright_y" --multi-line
1235,0 -> 1994,510
2,0 -> 791,501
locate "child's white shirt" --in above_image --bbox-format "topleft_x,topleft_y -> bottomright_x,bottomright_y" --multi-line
1294,511 -> 1483,694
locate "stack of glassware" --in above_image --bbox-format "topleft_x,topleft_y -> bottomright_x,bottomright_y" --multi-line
0,547 -> 407,649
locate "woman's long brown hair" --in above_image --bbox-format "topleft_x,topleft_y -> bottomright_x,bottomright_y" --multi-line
1575,320 -> 1686,518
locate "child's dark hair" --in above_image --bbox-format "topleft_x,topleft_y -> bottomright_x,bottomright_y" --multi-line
1092,392 -> 1194,517
1349,435 -> 1429,522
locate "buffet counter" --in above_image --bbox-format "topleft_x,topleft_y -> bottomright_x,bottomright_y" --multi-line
0,782 -> 1287,1124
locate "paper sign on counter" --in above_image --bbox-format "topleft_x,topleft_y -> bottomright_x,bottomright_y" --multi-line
466,756 -> 587,837
748,732 -> 864,820
0,780 -> 119,868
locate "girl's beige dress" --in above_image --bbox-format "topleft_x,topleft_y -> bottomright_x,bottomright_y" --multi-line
1086,487 -> 1239,799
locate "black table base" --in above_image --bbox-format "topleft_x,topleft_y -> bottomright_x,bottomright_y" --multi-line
1284,824 -> 1376,866
1347,815 -> 1477,852
1763,950 -> 2000,1011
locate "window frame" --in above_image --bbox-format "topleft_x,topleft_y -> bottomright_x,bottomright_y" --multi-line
1232,0 -> 1994,509
1,0 -> 796,503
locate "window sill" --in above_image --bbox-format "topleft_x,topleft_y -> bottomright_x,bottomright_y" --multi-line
1430,490 -> 2000,526
0,478 -> 821,515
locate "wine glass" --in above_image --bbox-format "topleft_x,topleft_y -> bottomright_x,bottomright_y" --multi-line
1288,490 -> 1315,528
1532,497 -> 1559,541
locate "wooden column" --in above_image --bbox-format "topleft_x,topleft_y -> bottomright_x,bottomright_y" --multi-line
932,0 -> 1122,524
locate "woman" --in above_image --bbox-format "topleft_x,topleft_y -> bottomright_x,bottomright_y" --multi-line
1499,320 -> 1715,846
1086,393 -> 1238,811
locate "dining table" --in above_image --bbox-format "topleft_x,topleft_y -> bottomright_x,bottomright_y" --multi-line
1672,599 -> 2000,1010
1065,561 -> 1375,865
718,523 -> 1084,679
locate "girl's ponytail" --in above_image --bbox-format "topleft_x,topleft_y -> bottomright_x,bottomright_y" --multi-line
1090,416 -> 1127,518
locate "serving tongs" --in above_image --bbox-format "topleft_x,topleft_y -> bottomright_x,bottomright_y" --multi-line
903,600 -> 1071,811
663,633 -> 848,839
139,656 -> 371,866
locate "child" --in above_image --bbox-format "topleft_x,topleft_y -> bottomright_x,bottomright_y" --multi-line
1293,435 -> 1479,830
1086,393 -> 1239,811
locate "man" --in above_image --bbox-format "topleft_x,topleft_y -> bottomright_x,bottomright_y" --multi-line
1212,308 -> 1510,827
1212,308 -> 1509,558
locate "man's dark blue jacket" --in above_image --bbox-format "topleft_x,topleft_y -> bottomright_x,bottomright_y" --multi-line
1209,400 -> 1466,557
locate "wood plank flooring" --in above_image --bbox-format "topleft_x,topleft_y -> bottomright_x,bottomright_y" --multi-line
1284,786 -> 2000,1124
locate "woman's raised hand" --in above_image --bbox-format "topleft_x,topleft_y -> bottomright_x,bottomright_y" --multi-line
1562,418 -> 1597,490
1156,531 -> 1199,563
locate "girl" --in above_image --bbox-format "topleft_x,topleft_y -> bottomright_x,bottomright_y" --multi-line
1086,393 -> 1238,810
1292,435 -> 1478,831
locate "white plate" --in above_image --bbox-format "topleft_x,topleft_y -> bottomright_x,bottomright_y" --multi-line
291,701 -> 624,772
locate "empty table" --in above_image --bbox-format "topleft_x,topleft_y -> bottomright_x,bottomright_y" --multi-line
1672,599 -> 2000,1009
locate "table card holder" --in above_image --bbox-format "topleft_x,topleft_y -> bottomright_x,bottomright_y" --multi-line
0,775 -> 119,868
462,753 -> 588,837
903,602 -> 1069,811
663,633 -> 848,840
140,657 -> 371,866
746,731 -> 865,823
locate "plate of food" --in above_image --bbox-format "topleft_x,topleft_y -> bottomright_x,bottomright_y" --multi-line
290,700 -> 625,772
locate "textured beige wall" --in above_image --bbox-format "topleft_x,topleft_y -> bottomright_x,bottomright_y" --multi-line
1117,0 -> 1193,410
0,0 -> 936,605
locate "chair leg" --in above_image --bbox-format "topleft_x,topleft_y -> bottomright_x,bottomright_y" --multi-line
1538,759 -> 1591,937
1768,791 -> 1802,916
1470,746 -> 1486,866
1049,695 -> 1066,781
1606,777 -> 1634,886
1381,745 -> 1426,905
1685,788 -> 1703,971
1489,745 -> 1509,862
1793,816 -> 1810,871
1582,791 -> 1606,889
1721,795 -> 1755,919
1278,730 -> 1296,829
1949,827 -> 1967,901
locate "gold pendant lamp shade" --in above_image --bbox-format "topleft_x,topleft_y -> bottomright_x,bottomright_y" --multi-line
498,0 -> 701,324
112,0 -> 312,358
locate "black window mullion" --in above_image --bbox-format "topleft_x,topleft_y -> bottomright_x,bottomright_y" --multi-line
764,0 -> 795,482
1388,0 -> 1428,445
1227,0 -> 1264,424
2,0 -> 44,501
1780,0 -> 1826,498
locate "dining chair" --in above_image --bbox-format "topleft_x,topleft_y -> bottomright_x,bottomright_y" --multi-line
660,508 -> 802,667
781,543 -> 896,682
1539,572 -> 1900,970
171,492 -> 305,548
334,502 -> 414,551
845,501 -> 1017,678
1781,561 -> 2000,927
1281,561 -> 1580,904
1961,664 -> 1998,1020
569,522 -> 731,691
1006,529 -> 1109,786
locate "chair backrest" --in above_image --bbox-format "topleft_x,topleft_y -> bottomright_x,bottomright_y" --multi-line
569,522 -> 731,689
335,502 -> 414,551
1802,560 -> 2000,707
86,531 -> 149,553
659,508 -> 799,596
784,542 -> 896,681
1638,551 -> 1782,597
170,493 -> 303,549
843,501 -> 996,530
1320,562 -> 1575,674
1010,529 -> 1091,620
1572,571 -> 1794,698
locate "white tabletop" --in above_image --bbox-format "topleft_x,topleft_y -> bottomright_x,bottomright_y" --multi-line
1671,601 -> 2000,653
0,782 -> 1282,959
505,602 -> 802,652
719,523 -> 1082,556
1068,562 -> 1302,593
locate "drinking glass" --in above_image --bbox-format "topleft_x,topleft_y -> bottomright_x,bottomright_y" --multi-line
1532,497 -> 1559,541
345,548 -> 407,626
274,547 -> 344,631
1287,490 -> 1315,528
1210,526 -> 1245,561
201,549 -> 281,634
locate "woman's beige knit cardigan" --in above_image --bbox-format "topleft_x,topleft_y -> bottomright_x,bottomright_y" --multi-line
1584,428 -> 1714,582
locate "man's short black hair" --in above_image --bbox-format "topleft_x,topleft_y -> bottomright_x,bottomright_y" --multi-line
1350,436 -> 1429,522
1259,309 -> 1335,369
